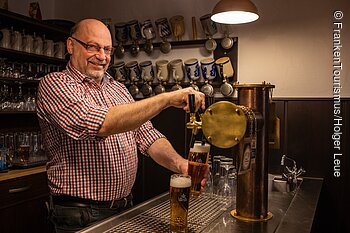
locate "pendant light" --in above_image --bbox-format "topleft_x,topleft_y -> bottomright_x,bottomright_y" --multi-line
211,0 -> 259,24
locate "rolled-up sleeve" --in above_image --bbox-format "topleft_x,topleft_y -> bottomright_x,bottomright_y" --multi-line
135,121 -> 165,155
36,72 -> 108,140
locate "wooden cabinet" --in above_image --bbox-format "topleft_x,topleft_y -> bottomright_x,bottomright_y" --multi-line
0,9 -> 68,233
0,169 -> 51,233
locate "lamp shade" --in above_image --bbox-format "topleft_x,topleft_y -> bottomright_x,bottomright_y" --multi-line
211,0 -> 259,24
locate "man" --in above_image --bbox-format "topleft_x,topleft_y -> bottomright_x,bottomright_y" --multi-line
36,18 -> 205,232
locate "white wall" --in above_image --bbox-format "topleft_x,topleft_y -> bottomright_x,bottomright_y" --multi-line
7,0 -> 350,97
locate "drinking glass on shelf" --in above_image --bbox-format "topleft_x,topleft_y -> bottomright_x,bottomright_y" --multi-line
5,133 -> 16,168
17,132 -> 31,164
1,83 -> 11,111
14,84 -> 26,111
24,87 -> 36,111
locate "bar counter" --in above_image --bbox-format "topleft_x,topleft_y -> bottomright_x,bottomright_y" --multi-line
78,176 -> 323,233
0,165 -> 46,182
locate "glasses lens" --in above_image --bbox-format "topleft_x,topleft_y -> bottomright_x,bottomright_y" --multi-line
106,47 -> 115,55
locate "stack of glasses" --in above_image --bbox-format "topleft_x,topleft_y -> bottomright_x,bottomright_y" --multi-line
204,155 -> 237,208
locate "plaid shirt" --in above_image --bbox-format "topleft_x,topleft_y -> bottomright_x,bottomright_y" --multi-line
36,62 -> 164,201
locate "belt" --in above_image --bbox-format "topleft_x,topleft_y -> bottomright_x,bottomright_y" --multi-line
51,194 -> 132,209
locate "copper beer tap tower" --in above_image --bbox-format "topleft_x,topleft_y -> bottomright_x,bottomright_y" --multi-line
187,82 -> 275,222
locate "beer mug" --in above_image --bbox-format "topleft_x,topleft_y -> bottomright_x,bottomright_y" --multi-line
184,58 -> 200,81
114,61 -> 127,82
127,20 -> 142,41
114,22 -> 129,43
169,59 -> 184,82
11,30 -> 22,51
33,34 -> 43,55
169,15 -> 185,41
170,174 -> 191,233
139,60 -> 154,82
0,28 -> 11,48
54,41 -> 65,59
155,59 -> 169,82
126,61 -> 141,82
187,142 -> 211,196
43,39 -> 54,57
155,17 -> 172,39
141,20 -> 156,40
200,58 -> 216,80
22,33 -> 34,53
215,57 -> 234,79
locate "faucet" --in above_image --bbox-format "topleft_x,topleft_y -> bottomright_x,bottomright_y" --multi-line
280,155 -> 306,186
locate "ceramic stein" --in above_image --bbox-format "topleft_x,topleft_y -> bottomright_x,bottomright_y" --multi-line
200,14 -> 217,37
33,34 -> 43,55
11,30 -> 22,51
141,20 -> 156,40
200,58 -> 216,80
139,60 -> 154,82
22,33 -> 34,53
169,15 -> 185,41
215,57 -> 234,79
184,58 -> 200,81
114,61 -> 127,82
0,28 -> 11,48
54,41 -> 65,59
155,18 -> 172,39
127,20 -> 142,41
126,61 -> 141,82
43,39 -> 54,57
169,59 -> 184,82
155,60 -> 169,82
114,22 -> 129,43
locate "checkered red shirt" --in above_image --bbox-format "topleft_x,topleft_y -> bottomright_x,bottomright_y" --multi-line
36,62 -> 164,201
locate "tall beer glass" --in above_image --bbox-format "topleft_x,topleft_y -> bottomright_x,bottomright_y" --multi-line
170,174 -> 191,233
187,142 -> 210,196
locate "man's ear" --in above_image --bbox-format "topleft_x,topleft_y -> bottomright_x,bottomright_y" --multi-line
66,38 -> 73,55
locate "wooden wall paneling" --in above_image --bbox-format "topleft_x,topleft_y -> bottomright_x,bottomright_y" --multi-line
286,99 -> 345,233
285,100 -> 332,177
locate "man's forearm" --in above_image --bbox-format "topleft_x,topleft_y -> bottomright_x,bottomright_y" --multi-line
97,93 -> 169,136
147,138 -> 188,174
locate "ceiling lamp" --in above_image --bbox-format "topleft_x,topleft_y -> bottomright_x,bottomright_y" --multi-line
211,0 -> 259,24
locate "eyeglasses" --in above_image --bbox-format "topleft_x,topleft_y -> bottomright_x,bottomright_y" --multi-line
70,37 -> 115,55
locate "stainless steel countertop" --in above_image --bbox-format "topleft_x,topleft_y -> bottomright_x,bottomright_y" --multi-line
78,176 -> 323,233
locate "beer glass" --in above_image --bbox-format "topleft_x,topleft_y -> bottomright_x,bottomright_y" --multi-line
187,142 -> 211,197
17,132 -> 30,164
170,174 -> 191,233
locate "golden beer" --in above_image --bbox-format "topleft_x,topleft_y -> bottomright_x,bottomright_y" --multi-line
170,174 -> 191,233
187,142 -> 210,196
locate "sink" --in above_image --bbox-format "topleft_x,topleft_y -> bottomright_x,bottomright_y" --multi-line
269,174 -> 303,193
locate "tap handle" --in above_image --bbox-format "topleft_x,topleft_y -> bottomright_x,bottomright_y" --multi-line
189,94 -> 195,113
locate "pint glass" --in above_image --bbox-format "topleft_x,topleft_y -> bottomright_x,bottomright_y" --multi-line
170,174 -> 191,233
187,142 -> 211,196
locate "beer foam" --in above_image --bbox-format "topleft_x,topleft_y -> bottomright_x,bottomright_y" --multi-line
171,176 -> 191,188
190,142 -> 211,153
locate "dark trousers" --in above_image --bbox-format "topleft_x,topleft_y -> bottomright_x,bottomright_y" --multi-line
48,195 -> 133,233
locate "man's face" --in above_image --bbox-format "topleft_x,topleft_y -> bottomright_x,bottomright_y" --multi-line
67,20 -> 113,82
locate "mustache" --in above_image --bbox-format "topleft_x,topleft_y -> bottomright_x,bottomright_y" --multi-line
88,58 -> 107,65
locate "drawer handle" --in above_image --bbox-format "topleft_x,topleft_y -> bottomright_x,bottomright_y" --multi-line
9,185 -> 31,193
